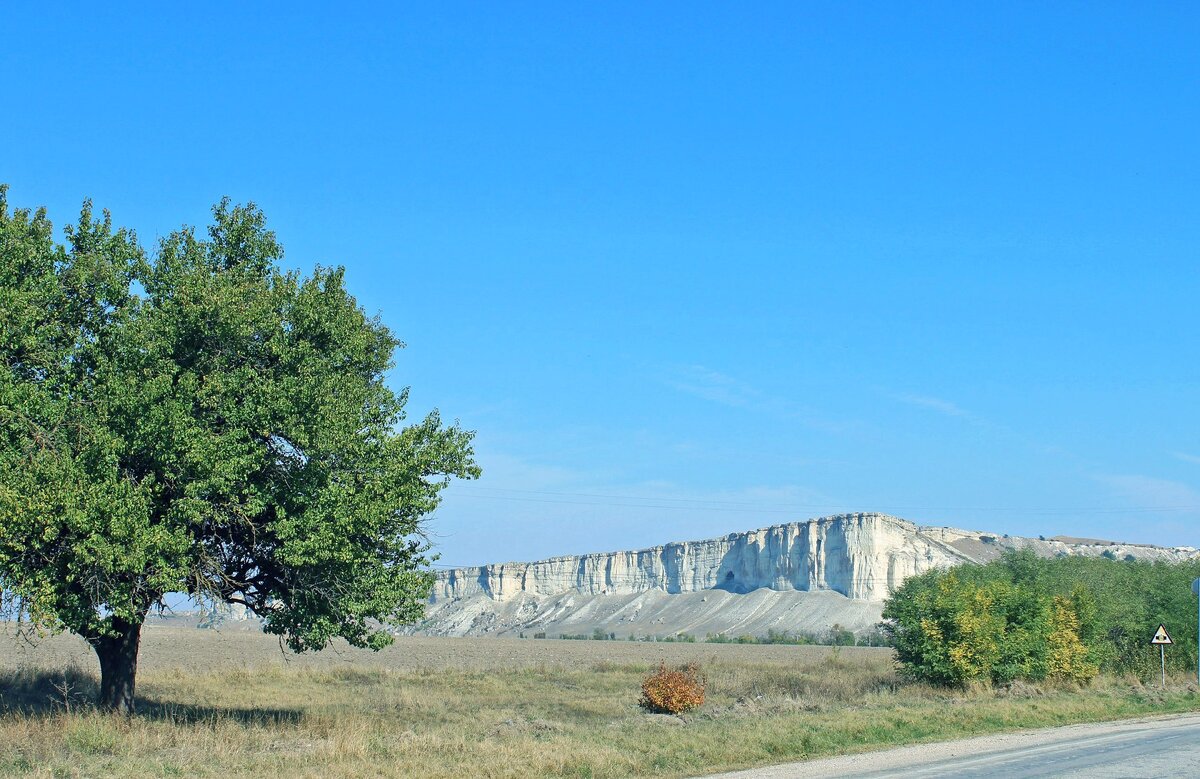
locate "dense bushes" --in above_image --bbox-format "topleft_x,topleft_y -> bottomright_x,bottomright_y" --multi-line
703,625 -> 889,646
639,662 -> 706,714
882,550 -> 1200,686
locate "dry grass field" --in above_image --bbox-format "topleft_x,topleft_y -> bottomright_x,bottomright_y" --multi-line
3,625 -> 1200,778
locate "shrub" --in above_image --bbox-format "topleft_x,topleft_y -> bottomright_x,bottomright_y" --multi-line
882,549 -> 1200,684
1046,596 -> 1099,682
639,662 -> 705,714
883,568 -> 1083,686
826,623 -> 856,647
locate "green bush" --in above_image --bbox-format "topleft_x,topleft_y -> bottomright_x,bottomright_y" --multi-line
882,550 -> 1200,685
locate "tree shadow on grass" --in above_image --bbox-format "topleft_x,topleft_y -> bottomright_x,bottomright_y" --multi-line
0,667 -> 303,725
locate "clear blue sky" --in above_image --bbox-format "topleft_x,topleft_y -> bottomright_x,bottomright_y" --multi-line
5,3 -> 1199,564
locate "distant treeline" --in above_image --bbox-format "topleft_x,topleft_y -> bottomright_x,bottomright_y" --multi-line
520,625 -> 892,647
883,549 -> 1200,686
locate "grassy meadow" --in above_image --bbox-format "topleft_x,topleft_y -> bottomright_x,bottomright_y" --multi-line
2,629 -> 1200,778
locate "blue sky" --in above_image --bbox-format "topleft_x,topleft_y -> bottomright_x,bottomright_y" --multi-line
5,3 -> 1199,564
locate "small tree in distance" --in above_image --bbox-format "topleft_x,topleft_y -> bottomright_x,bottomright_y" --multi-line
0,187 -> 479,713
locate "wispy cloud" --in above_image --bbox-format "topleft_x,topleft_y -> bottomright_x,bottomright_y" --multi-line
1172,452 -> 1200,465
1094,473 -> 1200,510
431,447 -> 842,565
892,393 -> 972,419
663,364 -> 858,434
665,365 -> 760,408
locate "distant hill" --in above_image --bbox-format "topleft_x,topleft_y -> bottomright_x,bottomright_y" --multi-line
411,513 -> 1198,639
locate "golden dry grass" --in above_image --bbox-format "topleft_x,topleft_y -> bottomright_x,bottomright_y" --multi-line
2,629 -> 1199,778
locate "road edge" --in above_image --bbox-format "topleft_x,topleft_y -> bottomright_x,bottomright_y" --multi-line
699,711 -> 1200,779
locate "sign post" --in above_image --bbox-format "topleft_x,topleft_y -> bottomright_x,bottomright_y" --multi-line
1192,578 -> 1200,687
1151,624 -> 1173,688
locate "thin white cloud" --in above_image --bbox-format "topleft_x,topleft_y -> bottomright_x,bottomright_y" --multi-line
662,364 -> 857,434
1172,452 -> 1200,465
1094,473 -> 1200,511
430,447 -> 843,565
892,393 -> 971,419
665,365 -> 760,408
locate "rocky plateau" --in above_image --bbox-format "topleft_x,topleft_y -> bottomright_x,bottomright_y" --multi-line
413,513 -> 1198,639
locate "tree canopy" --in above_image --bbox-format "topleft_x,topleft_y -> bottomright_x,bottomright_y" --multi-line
0,187 -> 479,712
882,549 -> 1200,687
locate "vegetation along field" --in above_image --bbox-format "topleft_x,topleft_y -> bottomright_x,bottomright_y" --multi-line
3,627 -> 1200,779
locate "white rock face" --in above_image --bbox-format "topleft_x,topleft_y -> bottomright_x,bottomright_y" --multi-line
418,513 -> 1199,638
432,513 -> 960,604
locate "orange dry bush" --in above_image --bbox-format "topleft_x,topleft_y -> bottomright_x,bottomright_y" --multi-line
639,661 -> 705,714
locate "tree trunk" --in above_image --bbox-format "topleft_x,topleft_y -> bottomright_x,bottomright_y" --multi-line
89,617 -> 144,715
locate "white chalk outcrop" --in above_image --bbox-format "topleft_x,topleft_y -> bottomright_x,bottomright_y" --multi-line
415,513 -> 1197,638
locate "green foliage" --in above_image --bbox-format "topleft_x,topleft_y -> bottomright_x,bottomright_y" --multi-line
825,623 -> 857,647
702,626 -> 893,647
705,631 -> 800,645
882,550 -> 1200,685
700,633 -> 758,643
1047,595 -> 1099,682
659,633 -> 696,643
0,187 -> 479,655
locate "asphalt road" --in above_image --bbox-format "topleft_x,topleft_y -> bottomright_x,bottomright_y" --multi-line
706,713 -> 1200,779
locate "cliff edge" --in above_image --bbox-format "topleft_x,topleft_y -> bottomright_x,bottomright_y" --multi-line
415,513 -> 1196,638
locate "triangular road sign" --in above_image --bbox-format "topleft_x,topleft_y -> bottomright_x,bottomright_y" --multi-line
1151,624 -> 1173,645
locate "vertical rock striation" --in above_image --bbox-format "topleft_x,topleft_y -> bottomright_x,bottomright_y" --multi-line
431,513 -> 970,605
419,513 -> 1198,638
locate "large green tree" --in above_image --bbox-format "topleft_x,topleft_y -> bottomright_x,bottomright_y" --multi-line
0,187 -> 478,713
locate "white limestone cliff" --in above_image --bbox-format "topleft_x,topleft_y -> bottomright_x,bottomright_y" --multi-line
417,513 -> 1198,638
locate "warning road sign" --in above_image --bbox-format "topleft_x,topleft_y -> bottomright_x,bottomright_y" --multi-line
1151,624 -> 1173,645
